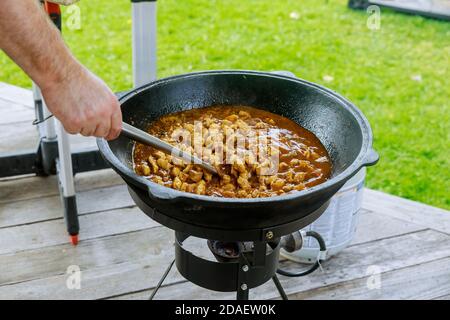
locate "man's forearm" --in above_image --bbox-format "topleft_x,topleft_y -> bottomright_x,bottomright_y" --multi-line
0,0 -> 82,90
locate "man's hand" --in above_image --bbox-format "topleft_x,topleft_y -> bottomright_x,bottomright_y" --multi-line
42,66 -> 122,140
0,0 -> 122,140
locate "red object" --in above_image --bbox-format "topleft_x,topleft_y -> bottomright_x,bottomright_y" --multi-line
43,2 -> 62,31
70,234 -> 79,246
43,2 -> 61,15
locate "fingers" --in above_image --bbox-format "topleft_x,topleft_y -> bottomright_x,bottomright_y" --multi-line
80,128 -> 94,136
42,70 -> 122,139
62,116 -> 82,135
80,125 -> 96,137
105,104 -> 122,141
93,115 -> 111,138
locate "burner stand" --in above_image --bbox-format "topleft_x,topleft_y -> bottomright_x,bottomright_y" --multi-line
150,232 -> 287,300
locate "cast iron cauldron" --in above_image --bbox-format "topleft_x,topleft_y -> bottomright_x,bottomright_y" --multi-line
97,70 -> 378,238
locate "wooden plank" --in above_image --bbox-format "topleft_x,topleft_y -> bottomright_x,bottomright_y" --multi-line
112,229 -> 450,300
0,120 -> 98,154
0,83 -> 99,151
0,226 -> 175,300
0,206 -> 158,255
0,83 -> 33,107
434,294 -> 450,300
363,189 -> 450,234
0,99 -> 34,125
0,202 -> 424,290
1,197 -> 420,242
0,121 -> 38,153
0,184 -> 134,228
0,168 -> 123,204
0,226 -> 168,286
351,209 -> 425,246
0,205 -> 422,295
287,257 -> 450,300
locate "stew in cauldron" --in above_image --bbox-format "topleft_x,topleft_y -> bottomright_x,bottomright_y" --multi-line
133,106 -> 332,198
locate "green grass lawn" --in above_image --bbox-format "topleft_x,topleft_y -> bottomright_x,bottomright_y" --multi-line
1,0 -> 449,209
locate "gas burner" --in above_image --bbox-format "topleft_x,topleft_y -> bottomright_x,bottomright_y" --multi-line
148,232 -> 286,300
207,240 -> 253,262
128,186 -> 330,300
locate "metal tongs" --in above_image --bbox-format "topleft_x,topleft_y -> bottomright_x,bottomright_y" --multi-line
121,123 -> 218,175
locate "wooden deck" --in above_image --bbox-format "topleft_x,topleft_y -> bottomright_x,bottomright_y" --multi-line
0,83 -> 449,300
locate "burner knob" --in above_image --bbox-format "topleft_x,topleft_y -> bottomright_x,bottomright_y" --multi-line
281,231 -> 304,252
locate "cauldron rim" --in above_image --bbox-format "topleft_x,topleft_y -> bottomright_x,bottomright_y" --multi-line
98,70 -> 378,204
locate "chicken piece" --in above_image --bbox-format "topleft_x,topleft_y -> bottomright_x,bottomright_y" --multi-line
171,166 -> 181,178
179,172 -> 189,182
221,174 -> 231,185
189,169 -> 203,183
271,179 -> 285,191
286,171 -> 294,183
209,123 -> 220,130
157,158 -> 171,171
310,150 -> 320,160
265,118 -> 276,125
237,189 -> 248,198
255,160 -> 271,176
153,150 -> 166,159
235,119 -> 249,131
238,110 -> 251,119
222,191 -> 235,198
184,123 -> 194,133
203,116 -> 214,128
139,164 -> 151,176
204,135 -> 214,147
225,114 -> 239,122
204,171 -> 212,182
195,180 -> 206,195
223,183 -> 236,191
279,162 -> 289,171
172,177 -> 182,190
180,182 -> 188,192
303,148 -> 311,159
298,160 -> 311,170
255,121 -> 266,129
186,183 -> 196,193
233,159 -> 247,174
237,176 -> 251,190
172,157 -> 184,166
152,176 -> 164,185
294,172 -> 306,183
265,175 -> 277,185
148,156 -> 159,173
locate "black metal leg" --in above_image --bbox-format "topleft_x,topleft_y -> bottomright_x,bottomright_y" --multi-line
272,275 -> 288,300
149,259 -> 175,300
236,287 -> 249,300
62,195 -> 79,236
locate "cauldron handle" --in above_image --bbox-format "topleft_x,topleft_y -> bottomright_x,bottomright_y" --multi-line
364,148 -> 379,167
